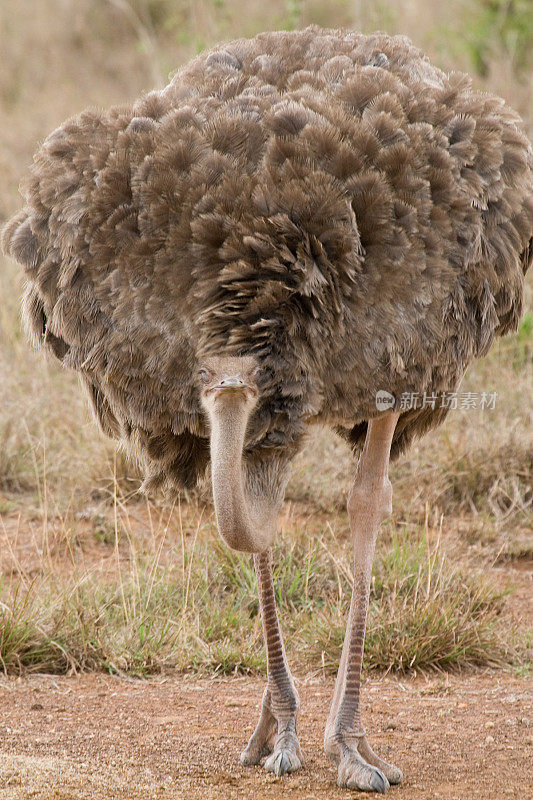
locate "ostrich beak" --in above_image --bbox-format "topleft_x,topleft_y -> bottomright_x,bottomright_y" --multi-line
210,375 -> 258,400
214,376 -> 250,391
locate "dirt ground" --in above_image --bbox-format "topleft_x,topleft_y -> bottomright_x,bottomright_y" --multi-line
0,496 -> 530,800
0,671 -> 531,800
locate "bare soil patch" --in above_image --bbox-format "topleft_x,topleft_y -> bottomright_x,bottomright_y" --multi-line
0,672 -> 531,800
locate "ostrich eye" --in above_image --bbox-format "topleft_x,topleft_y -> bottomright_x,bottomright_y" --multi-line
199,368 -> 210,384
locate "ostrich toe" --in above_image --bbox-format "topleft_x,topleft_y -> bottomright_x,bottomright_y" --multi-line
337,748 -> 390,793
241,716 -> 303,776
263,729 -> 303,776
358,735 -> 403,785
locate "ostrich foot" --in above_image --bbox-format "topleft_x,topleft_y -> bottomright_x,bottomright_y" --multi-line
240,691 -> 303,776
326,734 -> 402,792
263,727 -> 303,776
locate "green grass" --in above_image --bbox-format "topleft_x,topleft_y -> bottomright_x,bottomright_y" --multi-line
0,520 -> 524,677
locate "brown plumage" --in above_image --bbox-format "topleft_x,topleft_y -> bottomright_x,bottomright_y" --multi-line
3,27 -> 532,493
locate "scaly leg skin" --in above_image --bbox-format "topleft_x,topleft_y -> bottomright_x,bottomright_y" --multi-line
324,413 -> 402,793
240,549 -> 303,776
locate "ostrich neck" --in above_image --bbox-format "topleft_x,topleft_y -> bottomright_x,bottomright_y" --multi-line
209,397 -> 276,553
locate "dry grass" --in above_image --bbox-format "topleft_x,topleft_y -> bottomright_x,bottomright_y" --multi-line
0,0 -> 532,678
0,499 -> 523,677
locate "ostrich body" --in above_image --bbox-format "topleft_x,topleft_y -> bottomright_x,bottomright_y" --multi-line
3,26 -> 533,792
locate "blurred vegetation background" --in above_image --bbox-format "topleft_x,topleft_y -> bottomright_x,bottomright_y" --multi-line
1,0 -> 533,222
0,1 -> 531,676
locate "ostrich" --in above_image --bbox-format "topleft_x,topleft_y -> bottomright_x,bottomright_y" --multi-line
3,26 -> 532,793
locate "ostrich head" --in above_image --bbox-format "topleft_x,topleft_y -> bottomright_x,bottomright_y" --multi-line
199,355 -> 259,413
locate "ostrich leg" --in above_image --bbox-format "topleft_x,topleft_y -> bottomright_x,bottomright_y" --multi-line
325,411 -> 402,793
241,548 -> 303,775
